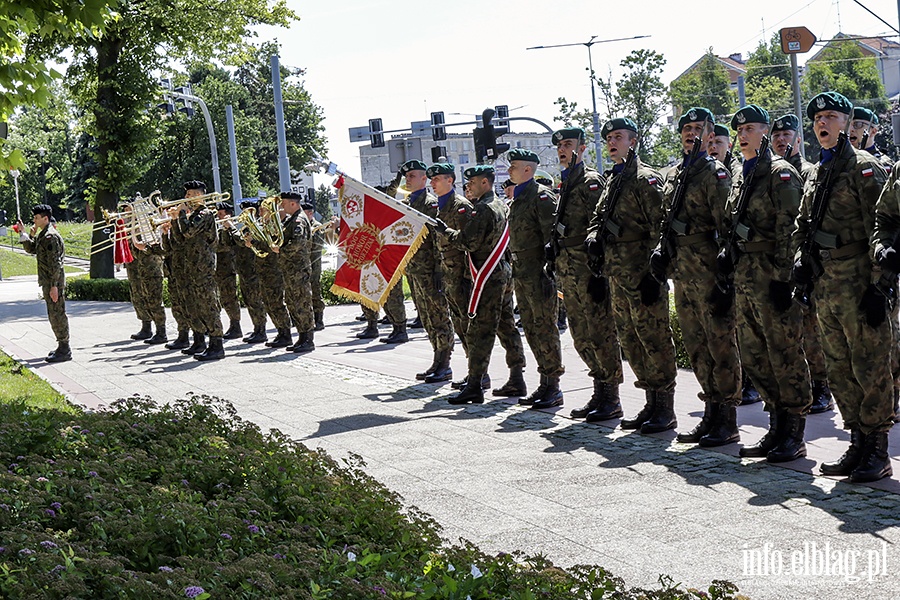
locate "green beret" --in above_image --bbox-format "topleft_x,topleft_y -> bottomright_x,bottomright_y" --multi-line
713,124 -> 730,138
500,179 -> 515,190
677,107 -> 714,132
551,127 -> 585,145
806,92 -> 852,120
32,203 -> 53,217
730,105 -> 769,130
601,117 -> 638,138
400,160 -> 428,174
772,114 -> 801,132
464,164 -> 494,179
507,148 -> 540,163
426,162 -> 455,178
852,107 -> 878,125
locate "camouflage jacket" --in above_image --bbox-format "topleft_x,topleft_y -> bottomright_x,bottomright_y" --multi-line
309,217 -> 325,268
22,223 -> 65,288
723,150 -> 803,283
406,189 -> 441,276
126,243 -> 164,280
508,178 -> 557,275
557,162 -> 605,247
280,210 -> 312,273
785,152 -> 816,183
174,206 -> 217,276
435,191 -> 474,278
446,190 -> 508,269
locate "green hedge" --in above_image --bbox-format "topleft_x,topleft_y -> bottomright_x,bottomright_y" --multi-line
65,278 -> 131,302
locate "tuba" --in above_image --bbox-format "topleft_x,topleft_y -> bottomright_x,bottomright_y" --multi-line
259,195 -> 284,249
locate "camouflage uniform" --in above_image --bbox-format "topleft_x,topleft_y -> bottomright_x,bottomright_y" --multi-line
556,163 -> 622,385
727,151 -> 810,415
253,241 -> 292,331
435,191 -> 474,346
215,226 -> 241,325
174,206 -> 223,337
587,157 -> 677,392
159,228 -> 191,336
21,223 -> 69,344
280,210 -> 315,335
309,217 -> 326,319
360,284 -> 406,325
125,244 -> 165,331
229,231 -> 268,331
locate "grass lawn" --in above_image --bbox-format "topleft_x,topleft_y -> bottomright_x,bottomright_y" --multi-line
0,247 -> 85,278
54,221 -> 94,260
0,350 -> 77,413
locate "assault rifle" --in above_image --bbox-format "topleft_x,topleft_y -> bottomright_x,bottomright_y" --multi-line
860,131 -> 870,152
650,136 -> 703,283
791,132 -> 848,308
588,147 -> 637,277
715,135 -> 770,296
545,149 -> 579,280
722,133 -> 738,172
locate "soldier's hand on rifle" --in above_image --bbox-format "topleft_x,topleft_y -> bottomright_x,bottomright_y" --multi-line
876,246 -> 900,273
860,283 -> 888,328
584,236 -> 603,259
791,255 -> 817,286
638,272 -> 663,306
587,274 -> 608,303
544,241 -> 559,263
432,218 -> 448,235
715,248 -> 735,277
708,282 -> 734,318
768,280 -> 793,313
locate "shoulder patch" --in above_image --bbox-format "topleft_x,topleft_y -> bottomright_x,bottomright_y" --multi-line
588,183 -> 599,191
779,172 -> 792,182
862,167 -> 874,178
539,193 -> 550,201
716,169 -> 728,180
458,207 -> 467,214
431,202 -> 438,208
647,177 -> 658,186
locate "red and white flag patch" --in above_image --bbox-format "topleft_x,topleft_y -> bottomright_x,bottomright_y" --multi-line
862,167 -> 874,177
716,170 -> 728,180
647,177 -> 658,185
779,172 -> 791,182
589,183 -> 599,191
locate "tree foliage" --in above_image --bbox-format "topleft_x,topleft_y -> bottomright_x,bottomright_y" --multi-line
803,40 -> 888,113
669,49 -> 736,119
745,33 -> 791,90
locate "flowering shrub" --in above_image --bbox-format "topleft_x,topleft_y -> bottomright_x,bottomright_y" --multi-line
0,394 -> 743,599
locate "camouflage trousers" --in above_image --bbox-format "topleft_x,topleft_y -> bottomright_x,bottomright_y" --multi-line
166,270 -> 191,334
816,261 -> 894,433
558,248 -> 622,383
362,282 -> 406,325
891,299 -> 900,388
464,261 -> 514,379
609,270 -> 677,392
216,261 -> 241,324
185,272 -> 223,337
311,257 -> 325,315
672,260 -> 741,406
284,268 -> 314,335
257,256 -> 291,331
802,297 -> 828,381
443,260 -> 471,349
735,264 -> 810,415
408,270 -> 454,353
513,268 -> 564,378
235,249 -> 267,329
128,270 -> 165,329
42,284 -> 69,344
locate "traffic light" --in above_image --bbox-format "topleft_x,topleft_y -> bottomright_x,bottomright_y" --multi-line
481,108 -> 509,161
157,78 -> 175,114
473,127 -> 488,165
174,85 -> 195,118
431,146 -> 447,163
431,111 -> 446,141
0,209 -> 6,225
369,118 -> 385,148
495,105 -> 510,131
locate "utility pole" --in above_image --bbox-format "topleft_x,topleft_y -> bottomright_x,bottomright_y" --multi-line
526,35 -> 650,165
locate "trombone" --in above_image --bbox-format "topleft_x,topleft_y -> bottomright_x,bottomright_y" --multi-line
90,191 -> 167,255
157,191 -> 230,211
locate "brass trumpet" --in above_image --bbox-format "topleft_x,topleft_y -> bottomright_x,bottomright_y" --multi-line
157,191 -> 231,211
89,191 -> 167,255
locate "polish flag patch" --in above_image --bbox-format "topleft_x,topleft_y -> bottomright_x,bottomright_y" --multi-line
779,172 -> 791,182
589,183 -> 599,191
458,207 -> 467,213
647,177 -> 658,185
716,169 -> 728,180
862,167 -> 875,177
539,193 -> 550,201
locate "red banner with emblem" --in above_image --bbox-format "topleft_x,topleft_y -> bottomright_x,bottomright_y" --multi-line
330,174 -> 431,310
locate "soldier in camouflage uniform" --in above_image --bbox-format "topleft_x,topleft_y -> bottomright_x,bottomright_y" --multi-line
247,202 -> 293,348
174,181 -> 225,361
434,165 -> 511,404
18,204 -> 71,362
278,192 -> 315,353
849,107 -> 894,174
715,105 -> 811,463
708,124 -> 735,174
214,202 -> 242,340
226,200 -> 268,344
585,117 -> 678,434
648,108 -> 740,446
303,202 -> 328,331
546,127 -> 623,421
504,148 -> 564,409
127,206 -> 167,345
792,92 -> 893,482
771,114 -> 834,414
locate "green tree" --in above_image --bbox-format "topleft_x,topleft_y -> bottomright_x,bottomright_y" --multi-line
315,183 -> 334,220
745,76 -> 793,117
803,40 -> 888,113
50,0 -> 296,278
669,49 -> 736,119
745,33 -> 791,90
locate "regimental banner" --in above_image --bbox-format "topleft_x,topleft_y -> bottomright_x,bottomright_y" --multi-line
330,174 -> 431,311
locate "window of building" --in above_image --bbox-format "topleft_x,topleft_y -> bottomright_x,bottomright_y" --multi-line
459,154 -> 469,164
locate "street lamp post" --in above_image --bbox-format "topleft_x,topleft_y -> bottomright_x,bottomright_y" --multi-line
527,35 -> 650,165
37,147 -> 46,204
10,169 -> 20,223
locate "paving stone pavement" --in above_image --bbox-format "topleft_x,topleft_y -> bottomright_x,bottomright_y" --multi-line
2,275 -> 900,599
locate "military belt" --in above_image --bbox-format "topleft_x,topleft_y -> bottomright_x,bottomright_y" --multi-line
610,231 -> 650,243
675,230 -> 716,247
819,239 -> 868,261
736,240 -> 776,253
509,246 -> 544,262
558,234 -> 587,248
441,249 -> 464,261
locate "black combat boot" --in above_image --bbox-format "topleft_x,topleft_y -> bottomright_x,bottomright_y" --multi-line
850,431 -> 893,483
531,376 -> 563,409
586,382 -> 623,422
451,374 -> 490,390
821,429 -> 866,476
355,312 -> 367,322
416,352 -> 440,380
355,321 -> 379,339
144,324 -> 168,345
740,374 -> 761,405
165,330 -> 190,350
46,342 -> 72,363
130,321 -> 152,340
621,391 -> 656,430
195,336 -> 225,361
243,324 -> 267,344
424,349 -> 452,383
451,376 -> 467,390
766,413 -> 806,463
641,390 -> 677,434
182,332 -> 207,355
677,402 -> 715,443
809,380 -> 834,414
314,311 -> 325,331
223,320 -> 242,340
700,404 -> 740,447
571,378 -> 604,419
290,331 -> 315,354
448,379 -> 485,405
266,328 -> 292,348
380,322 -> 409,344
492,368 -> 527,397
893,388 -> 899,424
519,375 -> 549,406
408,315 -> 423,329
557,304 -> 568,332
378,315 -> 391,325
739,409 -> 782,457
